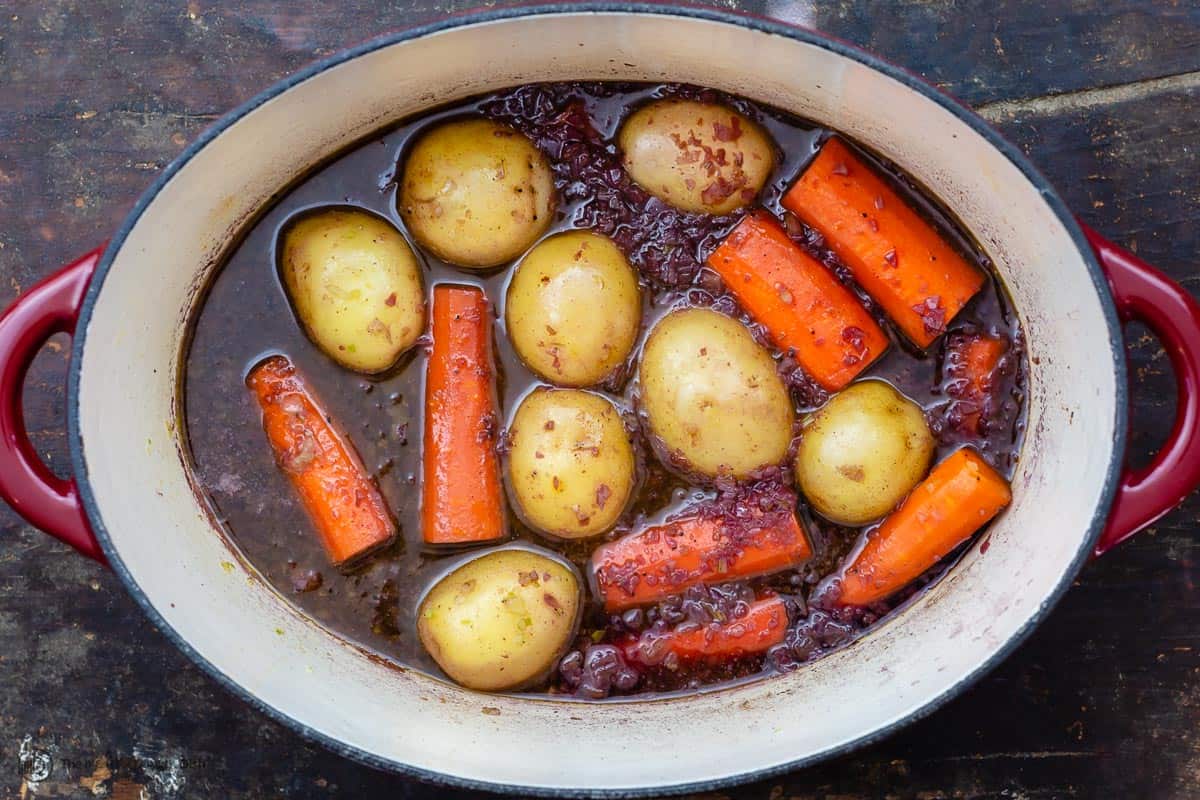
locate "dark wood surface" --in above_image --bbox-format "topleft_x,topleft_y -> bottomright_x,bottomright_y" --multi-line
1,2 -> 1198,797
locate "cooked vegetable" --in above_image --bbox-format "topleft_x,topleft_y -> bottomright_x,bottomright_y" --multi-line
422,285 -> 506,546
418,547 -> 582,691
782,137 -> 985,347
707,211 -> 888,390
506,231 -> 641,387
592,507 -> 812,612
618,98 -> 775,215
945,333 -> 1008,433
246,355 -> 395,567
622,596 -> 788,665
398,118 -> 555,268
837,447 -> 1012,606
507,388 -> 636,539
795,380 -> 934,525
278,208 -> 425,374
639,308 -> 794,479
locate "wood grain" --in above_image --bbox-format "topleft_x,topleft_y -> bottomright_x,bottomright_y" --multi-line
1,1 -> 1198,798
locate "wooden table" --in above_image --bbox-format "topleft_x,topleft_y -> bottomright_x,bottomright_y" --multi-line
1,2 -> 1197,797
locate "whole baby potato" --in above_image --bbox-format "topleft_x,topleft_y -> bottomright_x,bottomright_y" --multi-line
795,380 -> 935,525
506,231 -> 641,387
398,119 -> 555,268
279,208 -> 425,374
639,308 -> 794,479
618,98 -> 775,215
507,388 -> 635,539
417,547 -> 582,692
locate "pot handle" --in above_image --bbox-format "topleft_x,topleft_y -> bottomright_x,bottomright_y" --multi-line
0,248 -> 106,564
1083,223 -> 1200,556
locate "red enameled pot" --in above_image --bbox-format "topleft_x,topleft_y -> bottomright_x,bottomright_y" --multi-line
1,5 -> 1198,795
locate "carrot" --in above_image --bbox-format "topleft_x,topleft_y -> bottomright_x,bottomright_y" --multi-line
592,507 -> 812,612
837,448 -> 1012,606
247,355 -> 396,568
783,138 -> 985,348
622,596 -> 789,665
946,334 -> 1008,433
706,211 -> 889,391
422,285 -> 506,546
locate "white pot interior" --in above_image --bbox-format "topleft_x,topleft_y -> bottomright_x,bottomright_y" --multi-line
73,10 -> 1120,793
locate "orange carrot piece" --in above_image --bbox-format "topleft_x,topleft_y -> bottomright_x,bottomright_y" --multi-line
623,596 -> 789,665
948,334 -> 1008,433
422,285 -> 506,546
837,448 -> 1012,606
592,509 -> 812,612
707,211 -> 889,391
783,138 -> 985,348
247,355 -> 396,568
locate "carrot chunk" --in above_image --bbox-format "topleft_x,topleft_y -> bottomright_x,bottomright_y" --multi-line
707,211 -> 889,391
837,448 -> 1012,606
592,507 -> 812,612
422,285 -> 507,546
783,138 -> 985,348
622,596 -> 789,665
247,355 -> 395,568
945,333 -> 1008,434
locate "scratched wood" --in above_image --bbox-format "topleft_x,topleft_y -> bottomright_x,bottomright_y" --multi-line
1,1 -> 1198,798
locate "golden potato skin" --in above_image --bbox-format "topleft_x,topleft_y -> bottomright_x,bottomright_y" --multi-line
795,380 -> 935,525
618,99 -> 775,215
507,388 -> 635,539
398,119 -> 555,268
506,231 -> 641,387
279,208 -> 425,374
639,308 -> 794,479
417,547 -> 581,692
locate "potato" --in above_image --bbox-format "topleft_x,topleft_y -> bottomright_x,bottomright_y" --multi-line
618,99 -> 775,215
639,308 -> 793,479
794,380 -> 935,525
507,388 -> 635,539
279,208 -> 425,374
417,547 -> 581,692
506,231 -> 641,387
398,119 -> 555,268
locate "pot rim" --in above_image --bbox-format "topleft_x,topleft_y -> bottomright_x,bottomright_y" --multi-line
65,3 -> 1128,796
